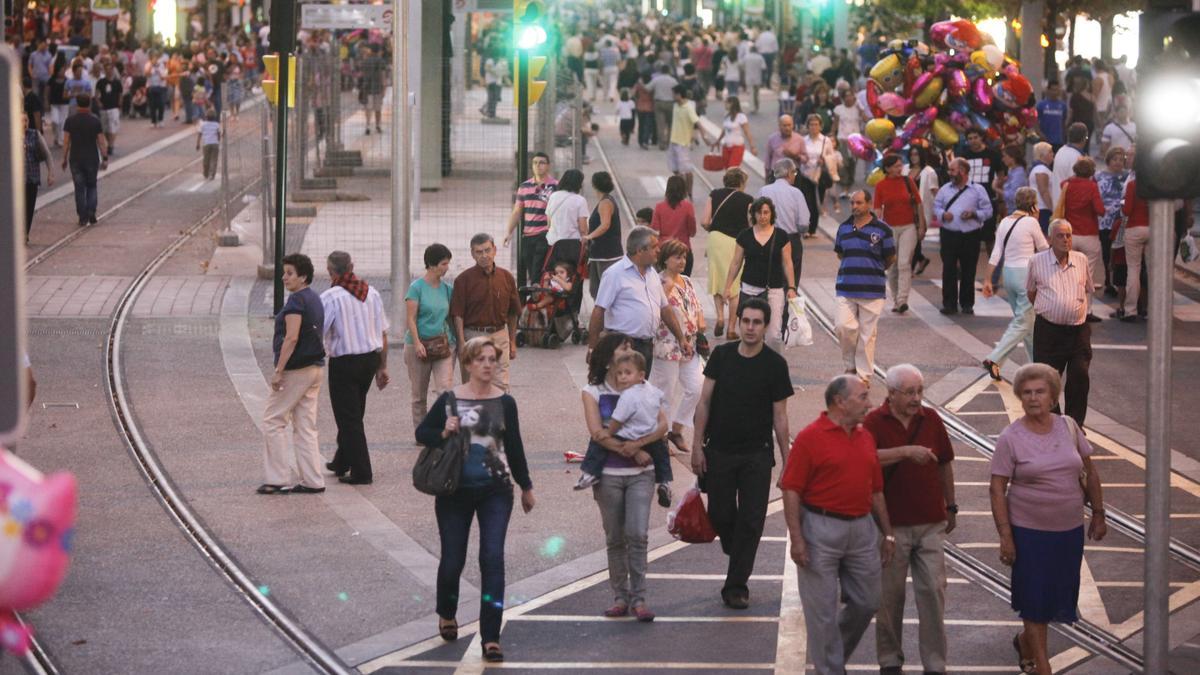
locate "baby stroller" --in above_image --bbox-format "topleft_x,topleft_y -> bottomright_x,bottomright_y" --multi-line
516,240 -> 588,348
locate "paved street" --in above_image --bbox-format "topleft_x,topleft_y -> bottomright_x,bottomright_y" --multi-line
10,60 -> 1200,675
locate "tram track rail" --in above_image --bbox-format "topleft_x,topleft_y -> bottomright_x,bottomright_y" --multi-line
92,182 -> 354,674
595,136 -> 1167,670
16,610 -> 59,675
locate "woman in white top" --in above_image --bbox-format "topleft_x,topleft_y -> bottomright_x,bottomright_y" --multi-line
799,113 -> 839,217
980,187 -> 1049,380
710,96 -> 754,169
1028,142 -> 1055,234
544,168 -> 590,275
1091,59 -> 1113,123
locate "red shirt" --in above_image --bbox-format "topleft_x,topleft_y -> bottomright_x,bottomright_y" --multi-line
1060,176 -> 1105,236
862,403 -> 955,527
873,175 -> 921,227
651,199 -> 698,249
781,412 -> 883,517
1121,179 -> 1149,229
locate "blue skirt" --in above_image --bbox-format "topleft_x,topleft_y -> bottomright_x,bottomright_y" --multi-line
1010,524 -> 1084,623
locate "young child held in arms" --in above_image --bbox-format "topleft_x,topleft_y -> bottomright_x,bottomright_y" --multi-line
574,351 -> 674,506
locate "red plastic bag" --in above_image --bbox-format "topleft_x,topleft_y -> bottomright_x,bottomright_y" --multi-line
667,483 -> 717,544
702,153 -> 726,172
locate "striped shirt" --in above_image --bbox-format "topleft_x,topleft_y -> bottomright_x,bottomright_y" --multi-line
515,176 -> 558,237
320,286 -> 390,357
1025,249 -> 1091,326
834,216 -> 895,299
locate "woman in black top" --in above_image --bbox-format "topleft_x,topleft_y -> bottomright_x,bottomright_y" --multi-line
723,197 -> 798,349
585,171 -> 624,298
416,337 -> 535,663
701,167 -> 754,338
47,54 -> 69,147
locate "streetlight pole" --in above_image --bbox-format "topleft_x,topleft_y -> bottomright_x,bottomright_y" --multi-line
390,0 -> 412,328
516,47 -> 529,274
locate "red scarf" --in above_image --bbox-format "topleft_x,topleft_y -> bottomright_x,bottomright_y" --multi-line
333,272 -> 369,302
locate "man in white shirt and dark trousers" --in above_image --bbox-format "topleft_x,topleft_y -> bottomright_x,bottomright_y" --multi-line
933,159 -> 993,315
1026,220 -> 1093,426
321,251 -> 391,484
1051,123 -> 1088,207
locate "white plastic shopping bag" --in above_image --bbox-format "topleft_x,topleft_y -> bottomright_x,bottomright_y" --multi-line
781,294 -> 813,348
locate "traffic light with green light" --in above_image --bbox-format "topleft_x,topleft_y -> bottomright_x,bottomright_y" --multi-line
514,1 -> 549,107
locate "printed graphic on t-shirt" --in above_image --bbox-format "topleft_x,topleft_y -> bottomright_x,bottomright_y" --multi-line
457,400 -> 511,485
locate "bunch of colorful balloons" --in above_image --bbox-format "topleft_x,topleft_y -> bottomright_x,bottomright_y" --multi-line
846,19 -> 1038,186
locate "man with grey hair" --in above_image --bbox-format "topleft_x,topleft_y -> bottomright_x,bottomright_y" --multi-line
588,226 -> 691,372
933,157 -> 993,315
1026,218 -> 1093,425
320,251 -> 390,484
782,374 -> 895,675
864,364 -> 957,675
450,233 -> 521,390
762,114 -> 806,185
758,157 -> 810,281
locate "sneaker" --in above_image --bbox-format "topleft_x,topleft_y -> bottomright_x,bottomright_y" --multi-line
657,483 -> 673,507
574,472 -> 599,490
563,450 -> 585,463
1086,313 -> 1102,323
290,484 -> 326,494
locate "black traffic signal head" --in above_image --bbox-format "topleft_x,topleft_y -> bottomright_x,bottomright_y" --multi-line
1135,67 -> 1200,199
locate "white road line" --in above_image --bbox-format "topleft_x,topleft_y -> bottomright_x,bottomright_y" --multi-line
952,411 -> 1011,416
1094,581 -> 1189,588
386,661 -> 775,670
775,537 -> 805,675
508,614 -> 778,623
760,535 -> 788,542
1090,343 -> 1200,352
184,177 -> 209,193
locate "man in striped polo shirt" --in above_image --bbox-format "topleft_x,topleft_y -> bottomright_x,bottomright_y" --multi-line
1026,219 -> 1093,425
834,190 -> 896,382
504,152 -> 558,287
321,251 -> 390,485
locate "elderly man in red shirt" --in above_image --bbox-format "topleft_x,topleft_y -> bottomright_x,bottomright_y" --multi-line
863,364 -> 957,675
782,374 -> 895,675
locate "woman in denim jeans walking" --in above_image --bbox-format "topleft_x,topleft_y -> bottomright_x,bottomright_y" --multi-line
416,337 -> 536,663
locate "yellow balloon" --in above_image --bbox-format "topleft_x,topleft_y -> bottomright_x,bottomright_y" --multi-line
913,77 -> 944,109
931,118 -> 960,147
869,53 -> 904,91
865,118 -> 896,145
970,50 -> 991,71
866,167 -> 885,187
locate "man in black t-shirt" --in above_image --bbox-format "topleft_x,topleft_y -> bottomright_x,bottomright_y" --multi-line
692,297 -> 794,610
96,63 -> 123,154
958,127 -> 1003,250
62,96 -> 109,227
22,76 -> 44,133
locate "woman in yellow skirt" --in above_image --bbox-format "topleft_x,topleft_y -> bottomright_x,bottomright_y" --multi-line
699,168 -> 754,338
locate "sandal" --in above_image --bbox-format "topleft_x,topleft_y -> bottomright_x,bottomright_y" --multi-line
714,320 -> 724,337
632,604 -> 656,622
603,602 -> 629,618
481,642 -> 504,662
983,359 -> 1002,381
666,431 -> 690,455
725,328 -> 739,341
438,617 -> 457,642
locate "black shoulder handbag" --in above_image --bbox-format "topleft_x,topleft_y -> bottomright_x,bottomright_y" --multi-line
412,392 -> 466,496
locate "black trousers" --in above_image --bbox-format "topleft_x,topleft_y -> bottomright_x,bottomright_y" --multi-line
1099,229 -> 1113,288
795,175 -> 821,235
328,351 -> 381,479
628,337 -> 655,377
25,182 -> 39,236
704,449 -> 773,595
939,228 -> 982,311
1033,316 -> 1091,426
784,231 -> 804,282
518,232 -> 550,288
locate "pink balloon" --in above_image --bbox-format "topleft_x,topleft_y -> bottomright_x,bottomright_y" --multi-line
0,450 -> 77,656
878,92 -> 911,117
1019,105 -> 1039,129
946,69 -> 970,98
846,133 -> 877,161
970,77 -> 993,112
948,111 -> 972,131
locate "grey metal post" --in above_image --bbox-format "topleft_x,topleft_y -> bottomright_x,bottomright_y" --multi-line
390,0 -> 412,326
259,103 -> 274,278
571,95 -> 582,171
298,54 -> 309,183
217,85 -> 237,246
536,55 -> 556,160
331,51 -> 342,152
1144,199 -> 1175,675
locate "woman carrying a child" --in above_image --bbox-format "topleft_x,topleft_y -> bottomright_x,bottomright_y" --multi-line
650,239 -> 705,456
580,332 -> 671,623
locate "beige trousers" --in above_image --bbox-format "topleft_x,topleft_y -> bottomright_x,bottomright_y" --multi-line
836,296 -> 885,379
887,223 -> 918,306
261,365 -> 325,489
1122,226 -> 1150,316
460,328 -> 512,391
405,346 -> 454,427
1073,234 -> 1103,313
876,522 -> 948,673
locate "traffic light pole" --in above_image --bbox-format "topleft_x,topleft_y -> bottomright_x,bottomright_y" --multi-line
273,52 -> 290,315
1144,199 -> 1175,674
516,47 -> 529,276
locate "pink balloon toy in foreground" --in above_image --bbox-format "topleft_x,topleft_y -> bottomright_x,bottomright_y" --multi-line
0,449 -> 77,657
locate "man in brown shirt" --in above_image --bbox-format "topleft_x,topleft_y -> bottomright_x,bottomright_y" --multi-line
450,233 -> 521,390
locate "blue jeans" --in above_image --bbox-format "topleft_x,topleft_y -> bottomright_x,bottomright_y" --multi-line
148,85 -> 167,124
435,484 -> 513,643
580,439 -> 672,484
70,162 -> 99,221
986,265 -> 1035,365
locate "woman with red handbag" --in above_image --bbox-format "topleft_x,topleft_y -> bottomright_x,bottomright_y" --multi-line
710,96 -> 754,169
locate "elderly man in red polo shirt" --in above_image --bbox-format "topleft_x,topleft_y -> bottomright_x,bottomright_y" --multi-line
863,364 -> 957,675
782,374 -> 895,675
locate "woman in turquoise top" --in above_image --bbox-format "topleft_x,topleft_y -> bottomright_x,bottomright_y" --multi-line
405,244 -> 454,426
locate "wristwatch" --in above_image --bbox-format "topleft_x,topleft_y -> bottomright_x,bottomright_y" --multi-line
946,503 -> 959,514
884,534 -> 896,543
